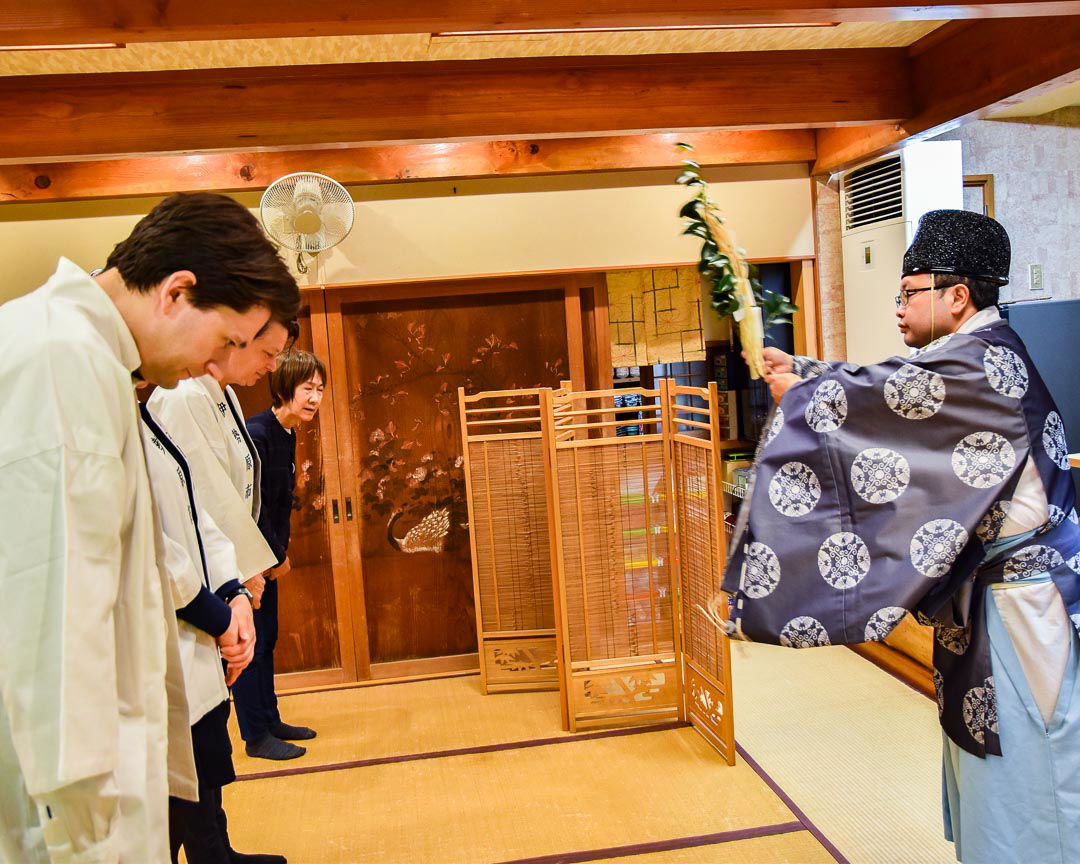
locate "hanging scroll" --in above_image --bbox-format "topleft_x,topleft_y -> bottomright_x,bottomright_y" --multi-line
607,267 -> 706,368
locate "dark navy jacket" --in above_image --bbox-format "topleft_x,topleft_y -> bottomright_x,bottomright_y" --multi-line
246,409 -> 296,567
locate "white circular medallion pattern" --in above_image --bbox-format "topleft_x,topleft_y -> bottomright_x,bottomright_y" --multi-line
864,607 -> 906,642
804,380 -> 848,433
1043,412 -> 1070,471
911,519 -> 969,578
884,363 -> 946,420
1003,545 -> 1064,581
983,345 -> 1029,398
768,462 -> 821,517
976,500 -> 1012,544
1069,553 -> 1080,575
962,677 -> 998,746
744,542 -> 781,598
763,407 -> 784,449
851,448 -> 910,504
1039,505 -> 1075,535
933,669 -> 945,718
1071,612 -> 1080,630
779,616 -> 831,649
818,532 -> 872,589
936,626 -> 970,656
951,432 -> 1016,488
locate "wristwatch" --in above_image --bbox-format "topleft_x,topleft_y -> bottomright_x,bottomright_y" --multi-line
223,585 -> 254,605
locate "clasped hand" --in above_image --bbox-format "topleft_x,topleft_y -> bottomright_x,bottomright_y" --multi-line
216,595 -> 256,685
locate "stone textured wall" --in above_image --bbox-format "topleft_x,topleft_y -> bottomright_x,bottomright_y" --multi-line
813,174 -> 847,361
931,108 -> 1080,301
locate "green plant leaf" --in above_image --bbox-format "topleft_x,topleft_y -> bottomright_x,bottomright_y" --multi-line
675,170 -> 701,185
675,142 -> 694,151
681,159 -> 701,170
678,199 -> 703,219
682,222 -> 710,239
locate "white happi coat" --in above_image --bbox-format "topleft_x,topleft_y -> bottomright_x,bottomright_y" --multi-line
0,258 -> 196,863
149,376 -> 275,581
140,411 -> 239,725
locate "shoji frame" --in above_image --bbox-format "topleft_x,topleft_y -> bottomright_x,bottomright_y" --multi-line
458,384 -> 571,693
667,382 -> 737,765
544,380 -> 685,732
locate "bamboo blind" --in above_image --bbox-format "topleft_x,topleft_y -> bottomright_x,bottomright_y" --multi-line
545,381 -> 682,731
459,386 -> 568,693
668,383 -> 736,764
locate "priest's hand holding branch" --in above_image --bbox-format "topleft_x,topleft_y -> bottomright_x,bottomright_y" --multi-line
762,347 -> 793,377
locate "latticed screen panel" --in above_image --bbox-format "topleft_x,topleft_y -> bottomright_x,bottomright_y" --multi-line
468,437 -> 555,632
673,440 -> 725,683
556,441 -> 676,664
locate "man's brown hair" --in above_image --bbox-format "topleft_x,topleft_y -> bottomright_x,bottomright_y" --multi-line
105,192 -> 300,324
269,350 -> 327,407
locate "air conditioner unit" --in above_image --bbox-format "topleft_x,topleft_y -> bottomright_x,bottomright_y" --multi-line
840,140 -> 962,364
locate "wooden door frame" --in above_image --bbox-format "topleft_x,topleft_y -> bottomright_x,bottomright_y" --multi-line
274,287 -> 361,690
319,270 -> 598,682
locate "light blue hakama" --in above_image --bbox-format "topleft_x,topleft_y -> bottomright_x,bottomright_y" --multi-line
941,537 -> 1080,863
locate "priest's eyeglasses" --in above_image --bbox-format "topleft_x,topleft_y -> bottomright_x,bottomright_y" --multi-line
895,287 -> 935,308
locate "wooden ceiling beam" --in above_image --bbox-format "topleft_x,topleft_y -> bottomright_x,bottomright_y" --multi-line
0,130 -> 817,204
3,1 -> 1080,46
813,16 -> 1080,174
0,51 -> 909,161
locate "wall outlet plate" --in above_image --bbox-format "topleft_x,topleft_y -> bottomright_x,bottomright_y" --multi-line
1030,263 -> 1043,292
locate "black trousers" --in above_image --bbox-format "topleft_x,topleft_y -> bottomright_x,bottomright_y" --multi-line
168,699 -> 238,864
232,578 -> 281,742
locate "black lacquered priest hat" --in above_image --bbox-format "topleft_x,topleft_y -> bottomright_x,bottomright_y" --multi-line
902,209 -> 1011,286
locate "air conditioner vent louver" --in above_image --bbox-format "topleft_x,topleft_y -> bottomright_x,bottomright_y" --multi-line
844,155 -> 903,231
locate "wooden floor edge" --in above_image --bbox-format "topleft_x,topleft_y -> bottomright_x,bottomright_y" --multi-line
277,668 -> 479,698
847,643 -> 935,701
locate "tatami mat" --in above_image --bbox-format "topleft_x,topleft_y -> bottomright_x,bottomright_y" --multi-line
224,725 -> 816,864
229,675 -> 571,776
730,642 -> 956,864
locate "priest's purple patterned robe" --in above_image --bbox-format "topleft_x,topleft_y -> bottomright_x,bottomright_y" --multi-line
722,319 -> 1080,758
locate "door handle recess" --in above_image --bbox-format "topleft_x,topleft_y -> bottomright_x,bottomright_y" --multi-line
345,497 -> 354,521
332,499 -> 340,524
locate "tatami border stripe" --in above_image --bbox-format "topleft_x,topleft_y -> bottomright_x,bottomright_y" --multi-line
491,821 -> 806,864
235,720 -> 690,782
736,742 -> 851,864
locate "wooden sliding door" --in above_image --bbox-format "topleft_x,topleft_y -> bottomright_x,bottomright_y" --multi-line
324,274 -> 594,679
230,292 -> 357,685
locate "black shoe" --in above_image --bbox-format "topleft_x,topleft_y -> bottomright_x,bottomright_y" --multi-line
270,721 -> 316,741
229,852 -> 287,864
244,734 -> 305,761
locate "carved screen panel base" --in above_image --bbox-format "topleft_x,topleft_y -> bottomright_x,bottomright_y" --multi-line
482,635 -> 559,692
569,660 -> 681,730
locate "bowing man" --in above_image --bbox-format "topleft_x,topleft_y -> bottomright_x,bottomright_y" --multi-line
139,404 -> 286,864
0,193 -> 298,863
149,322 -> 316,762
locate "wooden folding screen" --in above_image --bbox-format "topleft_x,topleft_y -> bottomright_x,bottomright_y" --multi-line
667,383 -> 737,765
459,386 -> 568,693
543,380 -> 683,731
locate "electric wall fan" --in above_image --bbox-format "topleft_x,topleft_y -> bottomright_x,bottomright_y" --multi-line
260,172 -> 355,273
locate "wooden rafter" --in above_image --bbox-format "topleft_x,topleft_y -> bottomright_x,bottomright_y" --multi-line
0,130 -> 816,204
2,1 -> 1080,46
813,16 -> 1080,174
0,50 -> 909,162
